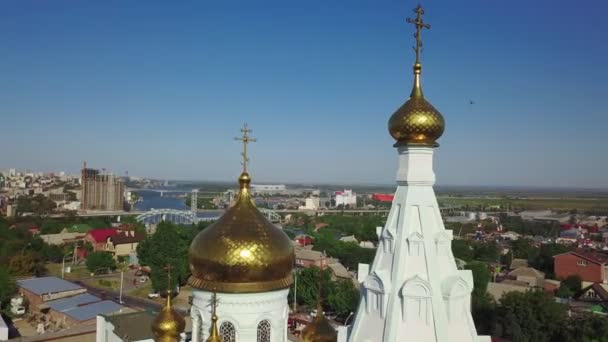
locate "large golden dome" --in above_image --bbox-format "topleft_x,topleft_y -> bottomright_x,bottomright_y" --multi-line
301,306 -> 337,342
388,63 -> 444,147
389,6 -> 444,147
151,292 -> 185,342
188,172 -> 294,293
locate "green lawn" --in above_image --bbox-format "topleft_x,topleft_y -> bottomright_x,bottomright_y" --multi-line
46,262 -> 91,279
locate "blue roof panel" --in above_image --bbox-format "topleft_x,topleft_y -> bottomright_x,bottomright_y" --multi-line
46,293 -> 100,312
64,300 -> 124,321
16,277 -> 83,295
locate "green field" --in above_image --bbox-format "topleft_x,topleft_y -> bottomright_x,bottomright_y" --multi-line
438,196 -> 608,212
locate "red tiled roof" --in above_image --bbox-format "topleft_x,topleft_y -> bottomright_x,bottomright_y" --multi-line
86,228 -> 118,243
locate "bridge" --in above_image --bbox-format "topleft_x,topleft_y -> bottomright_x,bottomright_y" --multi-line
134,208 -> 282,225
135,209 -> 216,225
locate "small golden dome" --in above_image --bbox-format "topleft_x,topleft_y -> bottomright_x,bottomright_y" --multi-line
188,172 -> 295,293
388,63 -> 445,146
301,308 -> 337,342
206,314 -> 221,342
151,292 -> 185,342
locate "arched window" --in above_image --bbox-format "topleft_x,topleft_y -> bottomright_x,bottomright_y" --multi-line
257,320 -> 271,342
219,322 -> 236,342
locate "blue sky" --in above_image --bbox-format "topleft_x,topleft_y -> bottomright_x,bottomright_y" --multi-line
1,0 -> 606,188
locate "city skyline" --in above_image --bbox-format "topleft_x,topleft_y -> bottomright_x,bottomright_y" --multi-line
1,0 -> 607,188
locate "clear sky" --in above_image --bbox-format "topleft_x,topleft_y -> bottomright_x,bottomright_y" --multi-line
1,0 -> 606,188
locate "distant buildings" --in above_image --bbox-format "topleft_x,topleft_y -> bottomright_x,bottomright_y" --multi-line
299,197 -> 320,210
334,189 -> 357,208
81,162 -> 125,211
250,184 -> 286,192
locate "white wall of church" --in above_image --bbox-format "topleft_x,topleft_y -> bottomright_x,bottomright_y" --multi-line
191,288 -> 289,342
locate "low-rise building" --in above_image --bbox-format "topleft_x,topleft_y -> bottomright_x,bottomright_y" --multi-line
554,250 -> 608,283
106,230 -> 146,257
487,281 -> 528,301
16,277 -> 87,309
96,311 -> 158,342
46,293 -> 124,326
334,190 -> 357,208
84,228 -> 119,251
508,267 -> 545,287
294,246 -> 329,268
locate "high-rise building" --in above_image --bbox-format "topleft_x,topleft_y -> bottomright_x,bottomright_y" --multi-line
80,162 -> 124,211
348,5 -> 489,342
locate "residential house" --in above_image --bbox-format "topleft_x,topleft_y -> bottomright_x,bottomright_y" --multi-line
510,258 -> 528,270
294,246 -> 329,268
554,250 -> 608,283
84,228 -> 119,251
508,267 -> 545,287
106,230 -> 146,257
487,281 -> 528,301
40,231 -> 86,246
326,261 -> 352,281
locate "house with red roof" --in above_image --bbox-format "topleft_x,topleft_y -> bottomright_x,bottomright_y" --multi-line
84,228 -> 118,251
554,249 -> 608,283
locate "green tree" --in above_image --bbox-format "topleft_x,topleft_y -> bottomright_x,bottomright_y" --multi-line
86,251 -> 116,274
529,243 -> 573,277
327,279 -> 359,318
136,222 -> 190,292
559,312 -> 608,342
561,275 -> 582,293
465,261 -> 490,296
472,241 -> 500,262
0,266 -> 16,312
497,290 -> 567,341
452,239 -> 474,262
290,267 -> 332,308
8,252 -> 38,276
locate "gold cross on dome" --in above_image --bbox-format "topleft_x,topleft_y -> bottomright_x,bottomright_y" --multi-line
164,263 -> 174,294
234,123 -> 257,172
406,4 -> 431,64
210,292 -> 219,315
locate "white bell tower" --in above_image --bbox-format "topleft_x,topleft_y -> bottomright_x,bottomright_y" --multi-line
347,5 -> 490,342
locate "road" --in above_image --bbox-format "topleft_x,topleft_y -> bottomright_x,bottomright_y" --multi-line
72,279 -> 189,316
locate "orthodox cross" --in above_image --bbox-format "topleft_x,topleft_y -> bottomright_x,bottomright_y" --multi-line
209,292 -> 219,315
164,263 -> 174,294
234,124 -> 257,172
406,4 -> 431,64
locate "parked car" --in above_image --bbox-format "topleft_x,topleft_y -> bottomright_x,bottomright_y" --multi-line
11,306 -> 25,315
148,292 -> 160,299
310,309 -> 325,318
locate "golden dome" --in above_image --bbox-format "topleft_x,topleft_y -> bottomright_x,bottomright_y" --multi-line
151,292 -> 185,342
188,172 -> 295,293
389,5 -> 444,147
388,63 -> 444,147
301,306 -> 337,342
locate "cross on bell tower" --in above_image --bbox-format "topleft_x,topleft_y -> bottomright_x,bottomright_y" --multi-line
234,124 -> 257,173
406,4 -> 431,64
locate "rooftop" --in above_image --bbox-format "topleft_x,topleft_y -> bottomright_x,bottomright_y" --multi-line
555,249 -> 608,265
62,300 -> 124,322
17,276 -> 83,295
103,310 -> 157,341
46,293 -> 100,312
